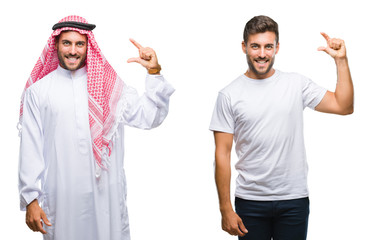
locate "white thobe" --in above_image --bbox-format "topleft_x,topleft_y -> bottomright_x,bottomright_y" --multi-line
19,66 -> 175,240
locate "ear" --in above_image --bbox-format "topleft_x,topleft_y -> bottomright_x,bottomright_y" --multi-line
275,42 -> 280,54
242,41 -> 247,54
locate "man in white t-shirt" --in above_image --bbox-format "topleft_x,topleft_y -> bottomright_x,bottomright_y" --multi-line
209,15 -> 353,240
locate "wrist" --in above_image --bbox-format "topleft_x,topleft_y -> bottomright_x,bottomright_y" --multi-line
26,199 -> 39,209
334,56 -> 348,67
147,64 -> 161,75
219,203 -> 234,214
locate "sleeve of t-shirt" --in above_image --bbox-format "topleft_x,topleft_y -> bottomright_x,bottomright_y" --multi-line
209,92 -> 234,134
302,76 -> 327,110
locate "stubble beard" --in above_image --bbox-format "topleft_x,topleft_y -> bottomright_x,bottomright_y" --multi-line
246,55 -> 275,78
57,51 -> 87,71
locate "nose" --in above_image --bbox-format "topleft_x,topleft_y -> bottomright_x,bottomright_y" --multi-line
258,47 -> 266,58
70,44 -> 77,55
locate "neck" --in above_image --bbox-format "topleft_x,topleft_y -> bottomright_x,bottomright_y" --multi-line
244,68 -> 275,79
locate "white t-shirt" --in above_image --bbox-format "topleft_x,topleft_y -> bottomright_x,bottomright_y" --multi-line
209,70 -> 327,201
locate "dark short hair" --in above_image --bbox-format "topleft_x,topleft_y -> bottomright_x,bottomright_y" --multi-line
243,15 -> 279,44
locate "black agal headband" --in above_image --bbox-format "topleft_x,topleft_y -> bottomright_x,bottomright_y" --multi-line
52,21 -> 96,31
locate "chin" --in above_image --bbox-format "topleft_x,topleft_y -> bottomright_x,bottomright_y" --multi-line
63,61 -> 85,71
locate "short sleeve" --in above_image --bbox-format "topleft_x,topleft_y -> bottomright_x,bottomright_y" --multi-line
209,92 -> 234,134
302,77 -> 327,110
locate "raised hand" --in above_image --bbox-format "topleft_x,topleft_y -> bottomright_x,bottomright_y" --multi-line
317,32 -> 347,59
127,39 -> 161,74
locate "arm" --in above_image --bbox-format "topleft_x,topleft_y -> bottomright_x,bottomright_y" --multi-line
315,32 -> 354,115
214,131 -> 248,237
122,39 -> 174,129
121,75 -> 174,129
19,89 -> 51,233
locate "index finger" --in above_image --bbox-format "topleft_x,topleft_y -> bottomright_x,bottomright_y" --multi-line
129,38 -> 143,50
320,32 -> 331,42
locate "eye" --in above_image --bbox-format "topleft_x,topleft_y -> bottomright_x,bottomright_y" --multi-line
77,42 -> 85,47
266,45 -> 274,49
251,44 -> 259,49
62,41 -> 70,46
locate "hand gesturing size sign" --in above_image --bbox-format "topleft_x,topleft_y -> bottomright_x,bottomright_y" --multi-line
127,39 -> 161,74
318,32 -> 347,59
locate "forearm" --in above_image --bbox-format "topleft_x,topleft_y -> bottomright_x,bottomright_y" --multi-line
19,89 -> 45,210
334,57 -> 354,113
19,146 -> 44,211
215,152 -> 233,213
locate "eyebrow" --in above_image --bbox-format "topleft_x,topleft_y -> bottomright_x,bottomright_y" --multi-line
250,43 -> 274,47
60,40 -> 86,45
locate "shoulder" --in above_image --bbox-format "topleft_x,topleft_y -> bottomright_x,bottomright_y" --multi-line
275,70 -> 311,86
26,69 -> 58,94
276,70 -> 307,80
219,75 -> 247,97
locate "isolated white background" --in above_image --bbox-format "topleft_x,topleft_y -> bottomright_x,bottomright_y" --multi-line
1,0 -> 370,239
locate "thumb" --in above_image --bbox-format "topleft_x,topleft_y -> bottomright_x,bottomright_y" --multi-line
317,46 -> 327,52
127,57 -> 147,66
317,46 -> 333,56
127,57 -> 150,69
238,218 -> 248,233
41,212 -> 52,226
127,57 -> 141,63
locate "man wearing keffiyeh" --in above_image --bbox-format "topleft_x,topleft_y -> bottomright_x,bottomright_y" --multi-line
18,15 -> 174,240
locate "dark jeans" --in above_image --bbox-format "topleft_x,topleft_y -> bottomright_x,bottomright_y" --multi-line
235,197 -> 309,240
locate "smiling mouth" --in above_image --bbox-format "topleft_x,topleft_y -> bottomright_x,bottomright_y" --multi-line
255,58 -> 268,62
65,55 -> 80,64
255,58 -> 269,67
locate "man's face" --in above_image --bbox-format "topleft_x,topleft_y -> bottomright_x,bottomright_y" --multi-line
55,31 -> 87,71
242,31 -> 279,79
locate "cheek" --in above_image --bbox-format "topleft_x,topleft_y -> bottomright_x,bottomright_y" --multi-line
57,46 -> 68,54
266,50 -> 276,58
79,47 -> 87,55
247,50 -> 257,58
